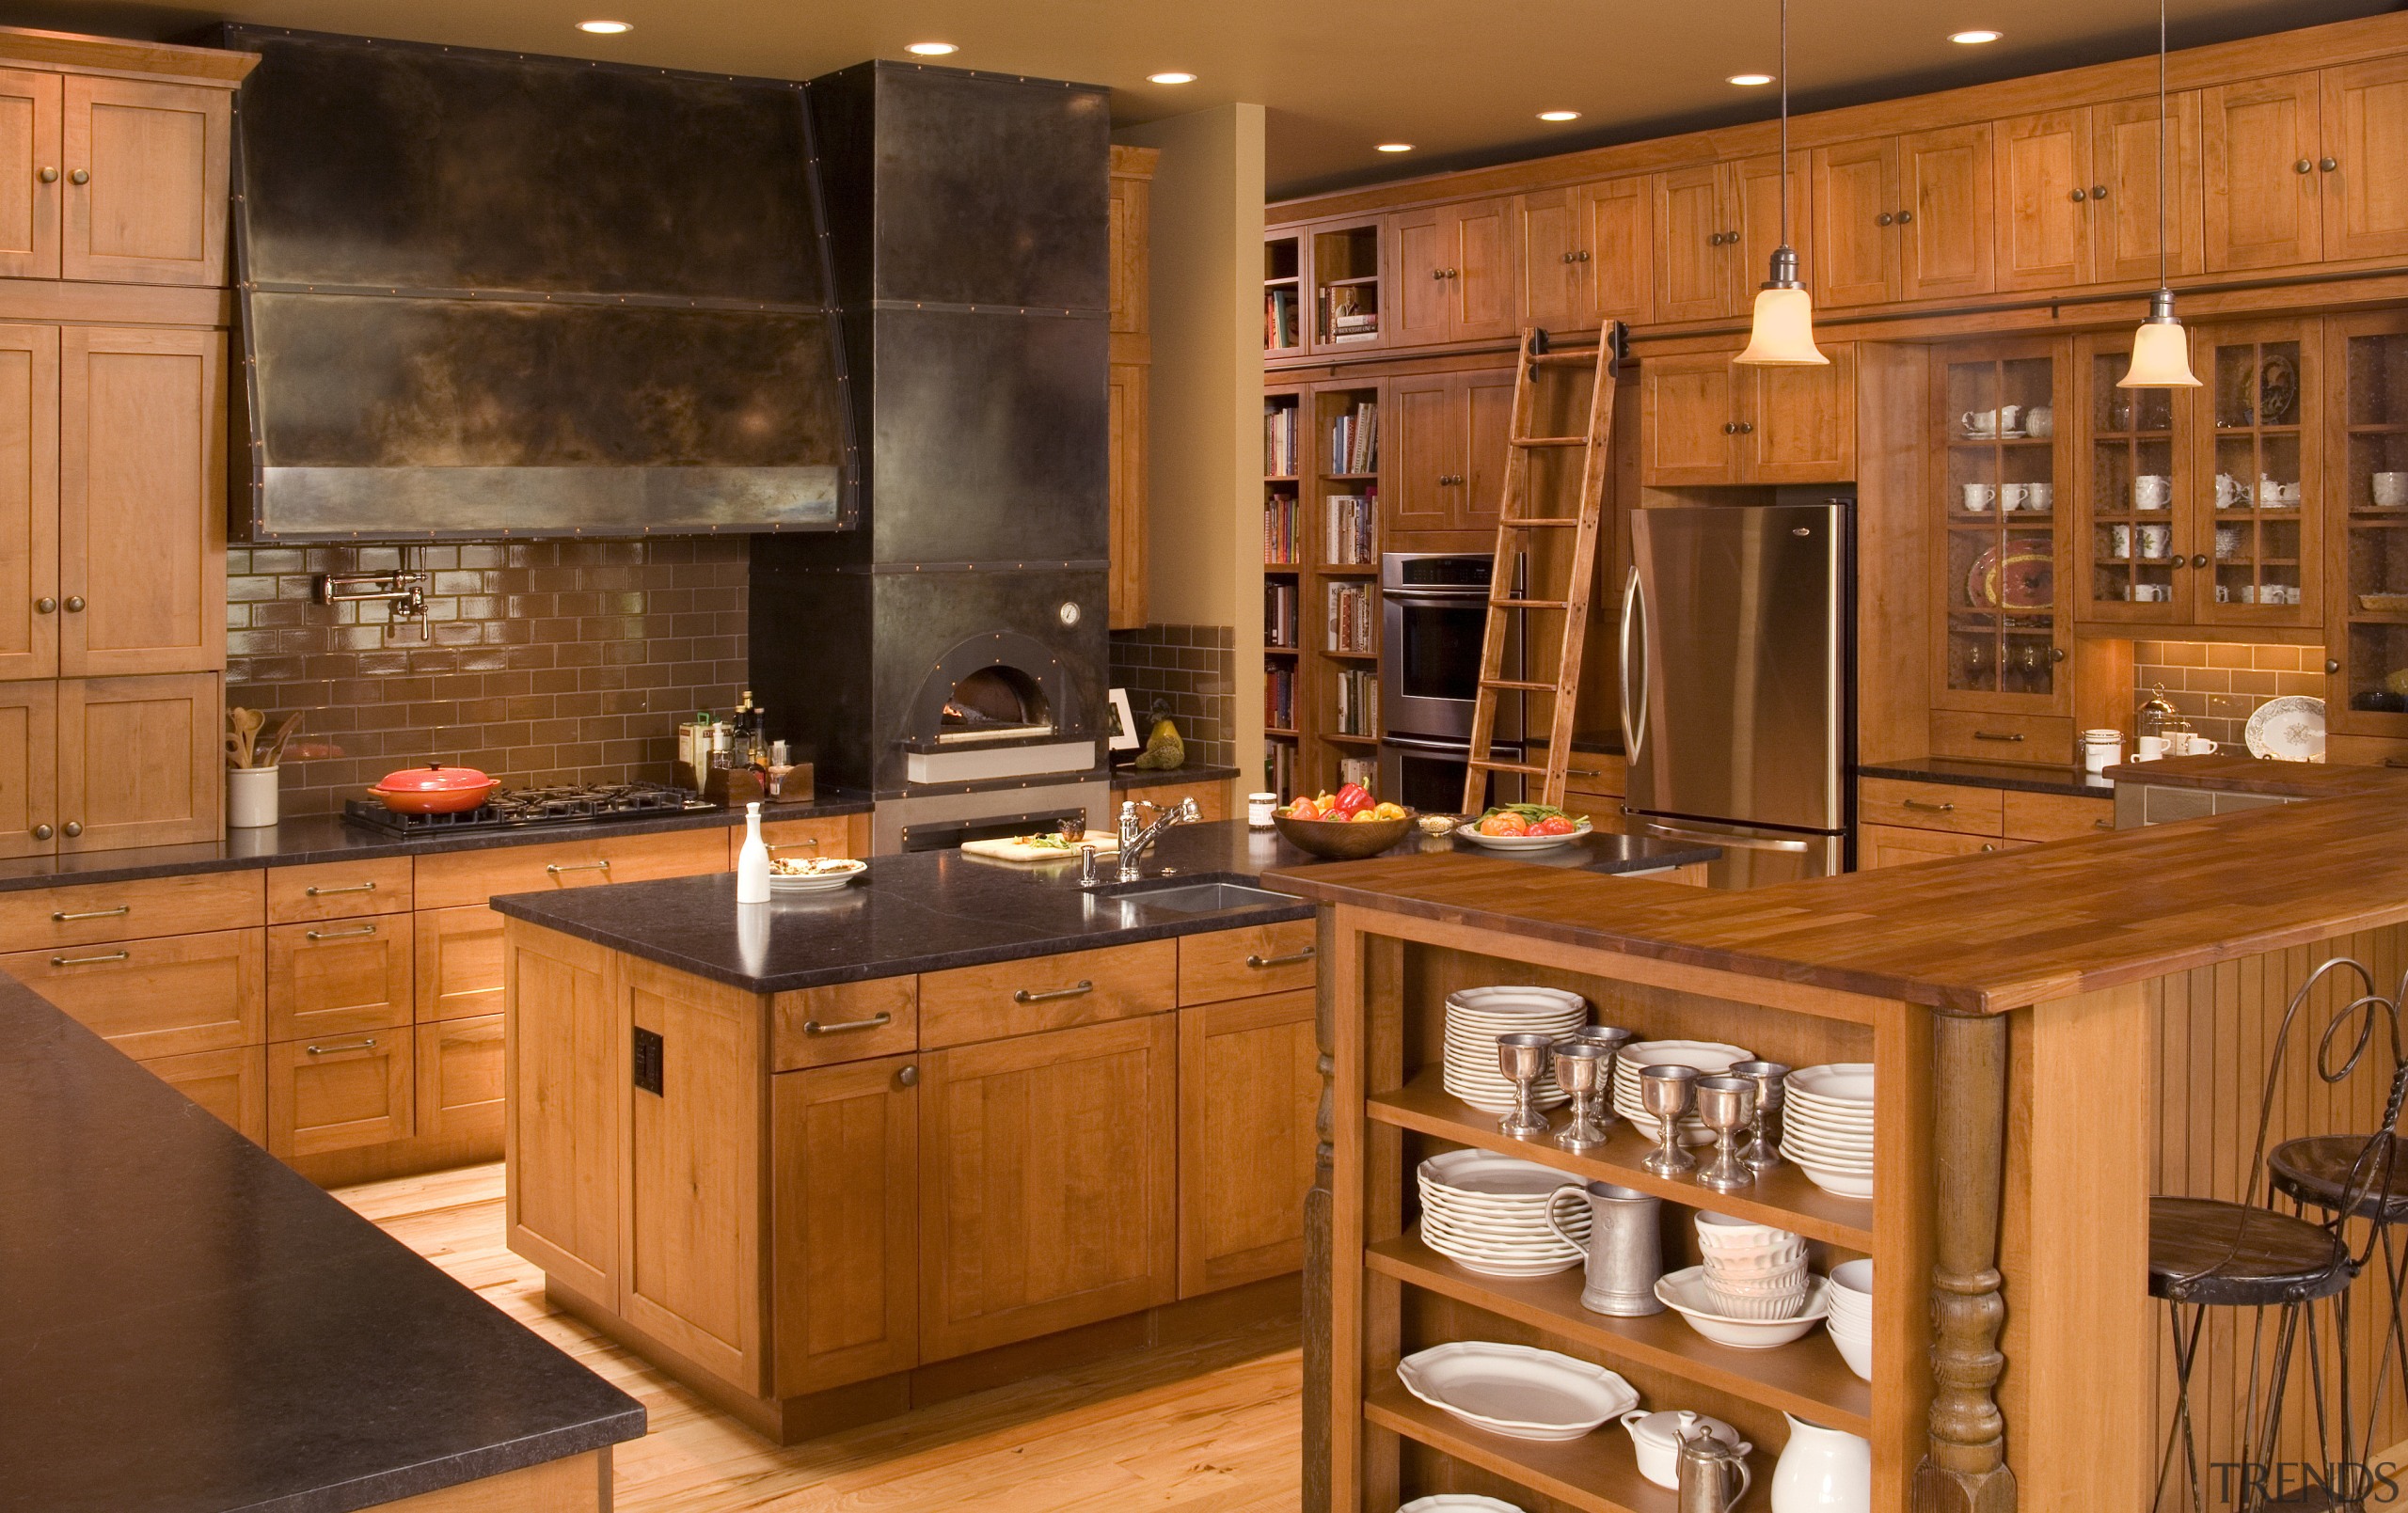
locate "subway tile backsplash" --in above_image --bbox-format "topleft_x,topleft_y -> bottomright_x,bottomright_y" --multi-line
2132,639 -> 2324,751
1109,623 -> 1235,770
227,539 -> 750,816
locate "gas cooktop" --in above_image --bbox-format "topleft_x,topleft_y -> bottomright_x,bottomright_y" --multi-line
341,781 -> 717,837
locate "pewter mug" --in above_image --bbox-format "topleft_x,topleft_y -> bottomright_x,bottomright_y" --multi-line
1677,1422 -> 1755,1511
1545,1180 -> 1664,1316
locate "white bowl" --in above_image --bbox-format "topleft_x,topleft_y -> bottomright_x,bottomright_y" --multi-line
1830,1321 -> 1874,1380
1399,1498 -> 1529,1513
1395,1341 -> 1638,1442
1656,1268 -> 1830,1348
1788,1160 -> 1876,1200
1788,1064 -> 1876,1101
1703,1285 -> 1809,1320
1696,1212 -> 1802,1248
1703,1252 -> 1808,1285
1829,1258 -> 1874,1300
1624,1038 -> 1752,1074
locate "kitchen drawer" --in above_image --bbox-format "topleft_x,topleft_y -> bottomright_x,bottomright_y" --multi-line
1857,778 -> 2004,837
1859,824 -> 2030,870
2001,790 -> 2116,843
265,857 -> 413,923
268,1030 -> 414,1158
772,975 -> 918,1071
0,868 -> 261,950
0,926 -> 262,1057
415,1014 -> 504,1149
919,939 -> 1178,1049
1928,711 -> 2074,766
751,815 -> 858,867
1562,752 -> 1627,797
1179,920 -> 1318,1005
141,1044 -> 266,1143
413,827 -> 728,910
266,915 -> 414,1041
414,903 -> 503,1021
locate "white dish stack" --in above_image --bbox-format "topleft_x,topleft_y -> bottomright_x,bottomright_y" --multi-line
1440,987 -> 1587,1112
1782,1063 -> 1876,1198
1417,1150 -> 1587,1278
1827,1258 -> 1873,1380
1610,1039 -> 1751,1145
1695,1212 -> 1809,1319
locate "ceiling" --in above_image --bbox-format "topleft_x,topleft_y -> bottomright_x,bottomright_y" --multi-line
18,0 -> 2403,197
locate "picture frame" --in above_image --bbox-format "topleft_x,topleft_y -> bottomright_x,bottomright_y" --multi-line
1106,687 -> 1139,751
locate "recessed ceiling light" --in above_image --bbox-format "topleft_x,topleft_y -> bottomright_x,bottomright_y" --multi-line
576,19 -> 631,34
905,40 -> 958,55
1949,28 -> 2003,43
1147,71 -> 1196,85
1375,142 -> 1415,153
1727,71 -> 1776,87
1538,110 -> 1580,122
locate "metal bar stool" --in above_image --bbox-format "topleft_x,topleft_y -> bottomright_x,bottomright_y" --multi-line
2150,957 -> 2405,1513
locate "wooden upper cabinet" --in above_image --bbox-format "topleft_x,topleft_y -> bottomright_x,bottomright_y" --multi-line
1524,177 -> 1655,332
1106,147 -> 1153,632
1749,344 -> 1858,483
0,680 -> 54,859
1655,165 -> 1735,322
1995,110 -> 2093,292
2091,94 -> 2204,285
1813,138 -> 1898,307
0,323 -> 56,684
0,70 -> 60,279
1732,152 -> 1809,307
2321,57 -> 2408,263
1389,198 -> 1516,345
1516,187 -> 1583,330
1106,145 -> 1155,338
1641,354 -> 1742,485
1386,369 -> 1514,541
59,671 -> 219,851
1461,369 -> 1516,534
1898,124 -> 1994,301
2204,71 -> 2323,272
1389,207 -> 1451,346
61,76 -> 229,287
59,326 -> 223,678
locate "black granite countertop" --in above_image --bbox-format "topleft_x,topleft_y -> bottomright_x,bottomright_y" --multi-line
1856,756 -> 2112,798
1110,763 -> 1244,790
489,819 -> 1717,994
0,793 -> 872,895
0,979 -> 643,1513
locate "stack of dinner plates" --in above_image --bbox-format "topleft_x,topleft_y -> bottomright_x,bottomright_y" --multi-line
1417,1149 -> 1587,1278
1610,1039 -> 1752,1145
1782,1064 -> 1876,1198
1442,986 -> 1588,1112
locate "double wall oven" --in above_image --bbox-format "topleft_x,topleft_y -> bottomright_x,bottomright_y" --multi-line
1377,552 -> 1523,814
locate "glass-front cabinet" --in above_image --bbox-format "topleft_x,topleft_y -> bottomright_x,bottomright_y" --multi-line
2328,311 -> 2408,738
2194,321 -> 2321,628
2075,336 -> 2186,624
1932,338 -> 2072,714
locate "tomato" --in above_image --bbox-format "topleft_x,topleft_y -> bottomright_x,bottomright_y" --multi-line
1529,815 -> 1577,836
1480,812 -> 1529,836
1333,782 -> 1374,816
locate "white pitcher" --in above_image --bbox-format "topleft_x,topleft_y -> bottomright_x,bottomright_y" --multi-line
1771,1415 -> 1872,1512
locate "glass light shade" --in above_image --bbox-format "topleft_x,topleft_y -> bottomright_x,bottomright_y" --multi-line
2119,317 -> 2200,389
1735,284 -> 1829,367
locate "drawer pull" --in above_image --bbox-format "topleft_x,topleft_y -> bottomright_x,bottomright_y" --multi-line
306,1038 -> 377,1056
304,882 -> 378,897
2095,818 -> 2115,829
50,949 -> 128,967
767,838 -> 821,855
547,860 -> 613,875
304,924 -> 379,941
803,1011 -> 893,1036
1013,980 -> 1094,1004
52,905 -> 130,922
1972,731 -> 2025,743
1901,799 -> 1956,814
1246,947 -> 1318,969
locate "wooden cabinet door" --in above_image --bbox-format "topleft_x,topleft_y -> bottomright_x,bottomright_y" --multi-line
1812,138 -> 1897,307
1459,369 -> 1518,532
143,1045 -> 265,1143
773,1055 -> 919,1395
1577,175 -> 1654,327
0,680 -> 54,859
755,813 -> 859,865
1732,152 -> 1809,305
0,323 -> 55,685
1899,124 -> 1995,301
918,1014 -> 1178,1363
1448,198 -> 1517,342
624,957 -> 764,1394
415,1012 -> 504,1151
268,1031 -> 413,1158
60,76 -> 228,287
2093,94 -> 2204,285
1640,353 -> 1739,485
1387,206 -> 1452,347
59,326 -> 223,678
1745,344 -> 1857,483
0,71 -> 59,280
1387,372 -> 1464,536
504,923 -> 620,1303
0,925 -> 262,1059
266,915 -> 414,1041
1107,359 -> 1147,630
2204,72 -> 2323,272
1858,823 -> 2020,870
1655,165 -> 1734,323
2321,57 -> 2408,263
1515,187 -> 1583,331
1178,990 -> 1317,1297
1996,110 -> 2093,292
57,672 -> 219,852
415,903 -> 505,1020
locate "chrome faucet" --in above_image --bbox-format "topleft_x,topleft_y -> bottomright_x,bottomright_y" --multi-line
1115,796 -> 1200,883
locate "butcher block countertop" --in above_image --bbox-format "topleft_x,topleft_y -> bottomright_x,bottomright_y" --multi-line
1267,786 -> 2408,1016
2103,753 -> 2408,798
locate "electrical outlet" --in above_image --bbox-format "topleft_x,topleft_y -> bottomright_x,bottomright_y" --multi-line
632,1026 -> 664,1095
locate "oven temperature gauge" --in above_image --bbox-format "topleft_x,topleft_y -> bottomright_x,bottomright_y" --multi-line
1057,601 -> 1082,626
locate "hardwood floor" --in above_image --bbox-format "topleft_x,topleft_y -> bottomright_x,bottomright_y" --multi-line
337,1162 -> 1304,1512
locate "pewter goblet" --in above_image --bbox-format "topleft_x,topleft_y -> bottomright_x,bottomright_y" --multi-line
1551,1041 -> 1613,1152
1693,1075 -> 1759,1192
1495,1032 -> 1556,1139
1638,1064 -> 1701,1176
1731,1059 -> 1789,1173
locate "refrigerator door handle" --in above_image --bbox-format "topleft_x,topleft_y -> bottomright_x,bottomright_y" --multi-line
1639,818 -> 1814,854
1618,563 -> 1647,764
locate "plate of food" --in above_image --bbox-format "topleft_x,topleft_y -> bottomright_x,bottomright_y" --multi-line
1455,804 -> 1592,849
768,856 -> 867,892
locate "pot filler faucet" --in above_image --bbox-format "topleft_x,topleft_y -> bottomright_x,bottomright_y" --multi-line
1081,796 -> 1201,886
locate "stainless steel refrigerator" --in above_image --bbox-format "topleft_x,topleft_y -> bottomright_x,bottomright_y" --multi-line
1620,498 -> 1854,888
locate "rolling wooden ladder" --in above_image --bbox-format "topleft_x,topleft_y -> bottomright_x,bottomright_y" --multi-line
1461,323 -> 1624,814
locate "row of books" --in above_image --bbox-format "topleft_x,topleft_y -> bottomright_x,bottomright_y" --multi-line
1264,402 -> 1300,477
1265,287 -> 1301,350
1327,582 -> 1376,654
1265,738 -> 1300,803
1334,667 -> 1379,737
1265,491 -> 1301,566
1265,666 -> 1297,732
1330,400 -> 1379,475
1338,754 -> 1376,789
1322,289 -> 1378,344
1264,581 -> 1301,649
1326,491 -> 1378,566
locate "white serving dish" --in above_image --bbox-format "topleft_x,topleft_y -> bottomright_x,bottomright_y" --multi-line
1622,1410 -> 1747,1490
1656,1268 -> 1830,1348
2246,694 -> 2326,762
1398,1496 -> 1529,1513
1782,1134 -> 1876,1167
1454,818 -> 1594,851
1785,1157 -> 1877,1199
766,858 -> 866,892
1787,1064 -> 1876,1102
1450,985 -> 1588,1012
1396,1341 -> 1639,1442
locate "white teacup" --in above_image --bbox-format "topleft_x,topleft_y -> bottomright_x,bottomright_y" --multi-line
2259,476 -> 2287,507
2109,524 -> 2133,559
2167,731 -> 2218,756
2137,734 -> 2169,761
1960,409 -> 1997,437
2137,524 -> 2172,559
1960,482 -> 1995,512
2000,482 -> 2031,512
2128,583 -> 2171,603
2278,481 -> 2303,506
2375,472 -> 2408,509
2216,473 -> 2244,509
2134,475 -> 2172,510
2026,481 -> 2052,511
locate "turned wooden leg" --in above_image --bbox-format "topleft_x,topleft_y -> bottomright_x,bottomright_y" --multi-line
1302,907 -> 1336,1513
1914,1009 -> 2018,1513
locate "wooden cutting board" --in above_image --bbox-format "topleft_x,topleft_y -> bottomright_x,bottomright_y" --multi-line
958,833 -> 1122,863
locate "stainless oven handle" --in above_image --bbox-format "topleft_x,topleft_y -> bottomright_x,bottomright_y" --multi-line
1380,733 -> 1486,756
1618,564 -> 1647,764
1640,819 -> 1813,854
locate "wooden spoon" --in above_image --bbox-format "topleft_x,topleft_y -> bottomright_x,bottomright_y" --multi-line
227,707 -> 263,769
261,711 -> 305,768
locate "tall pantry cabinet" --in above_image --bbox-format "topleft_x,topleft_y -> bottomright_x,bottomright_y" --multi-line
0,34 -> 243,859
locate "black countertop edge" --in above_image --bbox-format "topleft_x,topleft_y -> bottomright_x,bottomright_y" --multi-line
488,820 -> 1717,996
1856,757 -> 2113,799
0,981 -> 644,1513
0,794 -> 874,895
1110,764 -> 1244,790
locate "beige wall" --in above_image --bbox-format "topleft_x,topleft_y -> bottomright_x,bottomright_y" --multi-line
1114,103 -> 1266,787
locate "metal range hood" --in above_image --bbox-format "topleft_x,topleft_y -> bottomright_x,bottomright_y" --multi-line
213,27 -> 858,540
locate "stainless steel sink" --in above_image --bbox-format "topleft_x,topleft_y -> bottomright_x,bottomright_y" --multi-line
1113,882 -> 1295,916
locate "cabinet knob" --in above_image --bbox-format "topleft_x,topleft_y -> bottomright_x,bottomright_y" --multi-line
1431,268 -> 1447,280
2329,658 -> 2343,674
31,824 -> 50,841
1447,267 -> 1461,278
1736,420 -> 1754,434
1876,213 -> 1894,227
896,1064 -> 920,1088
2051,647 -> 2067,663
1896,209 -> 1914,224
37,166 -> 55,184
62,595 -> 83,612
2296,159 -> 2316,174
1981,843 -> 1996,852
1575,249 -> 1591,261
68,168 -> 86,185
1722,422 -> 1738,434
2321,157 -> 2339,173
62,821 -> 80,838
33,596 -> 53,614
2191,554 -> 2209,569
2092,184 -> 2109,200
1560,251 -> 1576,263
2070,188 -> 2088,202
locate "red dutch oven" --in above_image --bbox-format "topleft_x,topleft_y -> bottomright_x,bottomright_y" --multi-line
367,763 -> 499,814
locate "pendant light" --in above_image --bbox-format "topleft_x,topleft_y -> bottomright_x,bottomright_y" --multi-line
2118,0 -> 2200,388
1735,0 -> 1827,367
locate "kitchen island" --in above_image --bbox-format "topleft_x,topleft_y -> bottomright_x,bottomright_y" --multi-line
491,819 -> 1712,1442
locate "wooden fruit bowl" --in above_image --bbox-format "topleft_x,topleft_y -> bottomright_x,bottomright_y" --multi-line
1273,811 -> 1415,859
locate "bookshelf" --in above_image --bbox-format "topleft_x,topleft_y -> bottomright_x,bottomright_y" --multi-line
1312,222 -> 1383,353
1264,231 -> 1303,357
1265,386 -> 1306,798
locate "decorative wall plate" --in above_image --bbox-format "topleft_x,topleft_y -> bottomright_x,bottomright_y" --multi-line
1967,539 -> 2054,610
2245,695 -> 2325,762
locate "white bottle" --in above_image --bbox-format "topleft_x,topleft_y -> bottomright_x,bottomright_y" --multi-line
736,800 -> 771,905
